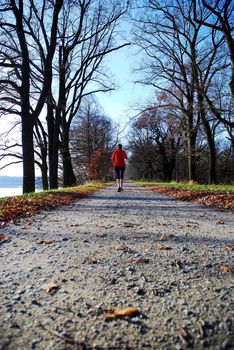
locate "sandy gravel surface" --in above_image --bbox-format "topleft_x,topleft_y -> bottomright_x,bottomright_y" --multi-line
0,183 -> 234,350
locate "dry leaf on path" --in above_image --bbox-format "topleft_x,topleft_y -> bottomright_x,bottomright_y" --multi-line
96,233 -> 107,238
115,243 -> 132,252
156,234 -> 168,241
216,220 -> 225,225
155,222 -> 167,226
36,240 -> 54,245
83,256 -> 100,264
132,257 -> 149,265
178,223 -> 198,228
156,233 -> 175,241
224,245 -> 234,252
27,220 -> 33,225
218,264 -> 233,273
41,282 -> 59,293
0,234 -> 6,241
171,260 -> 183,269
159,244 -> 172,250
123,222 -> 136,228
179,327 -> 192,347
198,319 -> 206,337
102,306 -> 138,319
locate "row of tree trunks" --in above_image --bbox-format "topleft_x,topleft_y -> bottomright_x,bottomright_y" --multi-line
11,0 -> 35,193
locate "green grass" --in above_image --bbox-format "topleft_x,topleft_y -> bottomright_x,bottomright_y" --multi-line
24,181 -> 107,195
1,181 -> 110,201
133,181 -> 234,192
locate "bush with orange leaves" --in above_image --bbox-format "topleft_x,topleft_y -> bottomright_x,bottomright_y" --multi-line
86,148 -> 113,181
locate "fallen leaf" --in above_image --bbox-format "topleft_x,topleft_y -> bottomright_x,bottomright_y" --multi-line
156,234 -> 168,241
132,257 -> 149,265
224,245 -> 234,252
83,256 -> 100,264
156,233 -> 175,241
159,244 -> 172,250
0,234 -> 6,241
187,220 -> 199,225
123,222 -> 136,228
171,260 -> 183,269
36,240 -> 54,245
198,319 -> 206,337
155,222 -> 167,226
218,264 -> 233,273
41,282 -> 59,293
27,220 -> 33,225
96,233 -> 107,238
179,327 -> 192,347
177,223 -> 198,228
102,306 -> 138,319
115,243 -> 132,252
216,220 -> 225,225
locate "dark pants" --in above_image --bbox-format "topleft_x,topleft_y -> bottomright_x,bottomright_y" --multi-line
115,166 -> 125,179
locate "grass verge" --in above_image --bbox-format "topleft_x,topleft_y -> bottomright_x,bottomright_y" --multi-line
0,182 -> 109,226
136,181 -> 234,192
134,181 -> 234,212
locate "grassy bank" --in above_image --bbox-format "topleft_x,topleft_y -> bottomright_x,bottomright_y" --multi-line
135,181 -> 234,192
0,182 -> 108,226
134,181 -> 234,211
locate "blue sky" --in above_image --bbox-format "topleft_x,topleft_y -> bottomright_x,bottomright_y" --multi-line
97,37 -> 155,128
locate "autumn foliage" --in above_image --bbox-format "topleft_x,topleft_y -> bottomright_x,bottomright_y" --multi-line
0,183 -> 105,226
150,186 -> 234,212
86,148 -> 112,181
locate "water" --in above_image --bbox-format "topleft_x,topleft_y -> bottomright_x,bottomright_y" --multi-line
0,187 -> 23,197
0,176 -> 42,198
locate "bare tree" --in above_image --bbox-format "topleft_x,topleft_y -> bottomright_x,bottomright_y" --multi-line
0,0 -> 129,192
132,0 -> 204,180
128,106 -> 182,181
131,0 -> 229,183
55,0 -> 130,188
0,0 -> 63,193
70,97 -> 116,182
193,0 -> 234,100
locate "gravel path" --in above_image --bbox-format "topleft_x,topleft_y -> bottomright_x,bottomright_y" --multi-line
0,183 -> 234,350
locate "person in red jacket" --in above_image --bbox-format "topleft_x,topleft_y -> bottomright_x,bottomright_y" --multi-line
111,144 -> 128,192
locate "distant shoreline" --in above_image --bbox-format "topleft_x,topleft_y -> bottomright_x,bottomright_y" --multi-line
0,176 -> 42,197
0,176 -> 23,188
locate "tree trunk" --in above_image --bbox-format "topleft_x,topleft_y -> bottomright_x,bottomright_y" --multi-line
49,108 -> 60,189
46,96 -> 60,190
208,141 -> 216,184
187,132 -> 197,182
22,115 -> 35,193
201,116 -> 217,184
196,72 -> 217,184
161,157 -> 172,182
185,107 -> 197,182
11,0 -> 35,193
48,45 -> 65,190
41,146 -> 49,190
157,143 -> 176,182
61,126 -> 76,187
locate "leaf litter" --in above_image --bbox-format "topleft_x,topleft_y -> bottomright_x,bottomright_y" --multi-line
101,306 -> 138,319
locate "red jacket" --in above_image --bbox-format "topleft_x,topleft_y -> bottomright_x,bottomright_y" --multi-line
111,149 -> 128,167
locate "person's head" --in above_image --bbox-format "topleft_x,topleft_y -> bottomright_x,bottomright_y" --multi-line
118,143 -> 122,149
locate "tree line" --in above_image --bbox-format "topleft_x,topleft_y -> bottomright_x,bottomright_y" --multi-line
0,0 -> 128,193
128,0 -> 233,184
0,0 -> 233,190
